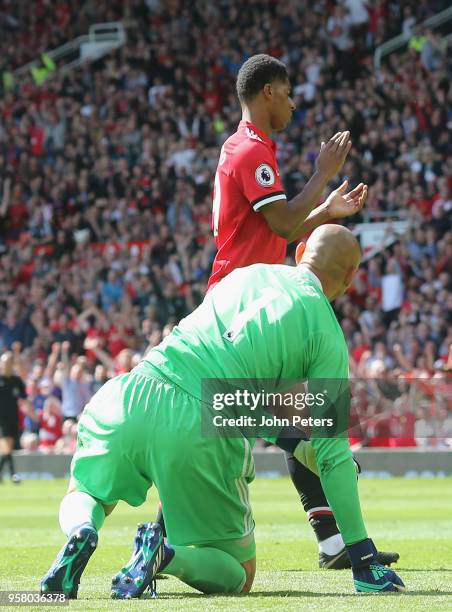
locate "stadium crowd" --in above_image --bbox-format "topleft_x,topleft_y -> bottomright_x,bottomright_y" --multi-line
0,0 -> 451,456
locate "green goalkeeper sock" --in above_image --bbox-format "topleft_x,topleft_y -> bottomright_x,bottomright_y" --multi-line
59,491 -> 105,537
163,545 -> 246,594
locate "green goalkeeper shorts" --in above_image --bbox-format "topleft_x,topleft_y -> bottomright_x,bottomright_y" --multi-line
72,362 -> 256,552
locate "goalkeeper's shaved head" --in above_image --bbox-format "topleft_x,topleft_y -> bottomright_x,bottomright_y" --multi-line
295,225 -> 361,301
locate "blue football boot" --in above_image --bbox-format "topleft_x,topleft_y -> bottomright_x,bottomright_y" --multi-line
111,522 -> 173,599
40,525 -> 98,599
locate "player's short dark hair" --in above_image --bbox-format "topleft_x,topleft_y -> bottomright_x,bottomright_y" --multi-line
236,54 -> 288,104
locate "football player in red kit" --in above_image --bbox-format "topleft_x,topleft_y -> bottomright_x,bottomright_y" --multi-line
208,55 -> 366,291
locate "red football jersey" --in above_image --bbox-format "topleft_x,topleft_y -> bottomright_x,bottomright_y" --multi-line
208,120 -> 287,289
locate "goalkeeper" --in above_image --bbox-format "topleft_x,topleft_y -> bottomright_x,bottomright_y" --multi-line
41,225 -> 405,599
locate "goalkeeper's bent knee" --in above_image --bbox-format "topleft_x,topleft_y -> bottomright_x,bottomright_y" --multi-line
59,491 -> 105,537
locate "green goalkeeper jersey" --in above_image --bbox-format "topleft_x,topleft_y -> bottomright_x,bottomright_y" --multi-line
146,263 -> 348,393
144,263 -> 367,544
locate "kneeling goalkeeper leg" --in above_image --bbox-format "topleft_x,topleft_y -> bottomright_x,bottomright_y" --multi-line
164,542 -> 251,594
112,522 -> 254,598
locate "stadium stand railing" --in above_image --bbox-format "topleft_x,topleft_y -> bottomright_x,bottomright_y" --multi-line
374,5 -> 452,69
354,221 -> 409,262
13,21 -> 126,83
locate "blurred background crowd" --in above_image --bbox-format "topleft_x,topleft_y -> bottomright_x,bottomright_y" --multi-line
0,0 -> 450,454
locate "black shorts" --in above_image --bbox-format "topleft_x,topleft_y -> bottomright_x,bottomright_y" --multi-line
0,420 -> 19,439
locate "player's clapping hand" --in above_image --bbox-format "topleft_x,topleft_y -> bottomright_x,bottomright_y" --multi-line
324,180 -> 368,219
316,131 -> 352,180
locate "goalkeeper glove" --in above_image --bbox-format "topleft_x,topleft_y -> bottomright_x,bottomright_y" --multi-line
346,538 -> 405,593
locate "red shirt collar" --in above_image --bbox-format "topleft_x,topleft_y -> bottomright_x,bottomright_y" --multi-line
238,120 -> 276,150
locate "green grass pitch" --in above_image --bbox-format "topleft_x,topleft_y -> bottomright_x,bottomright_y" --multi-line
1,477 -> 452,611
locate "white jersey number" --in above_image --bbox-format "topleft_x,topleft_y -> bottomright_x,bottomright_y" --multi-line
212,147 -> 227,237
212,170 -> 221,237
223,287 -> 281,342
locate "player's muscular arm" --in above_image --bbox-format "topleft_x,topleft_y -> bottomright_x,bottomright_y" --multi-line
289,180 -> 368,241
261,170 -> 332,241
261,132 -> 359,242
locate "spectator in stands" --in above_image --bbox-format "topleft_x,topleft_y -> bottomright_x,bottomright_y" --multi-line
414,406 -> 436,448
401,5 -> 416,38
20,432 -> 40,452
389,394 -> 417,447
435,403 -> 452,448
91,364 -> 108,395
54,419 -> 77,455
24,378 -> 54,434
38,396 -> 63,452
421,29 -> 446,71
21,393 -> 63,452
55,342 -> 92,422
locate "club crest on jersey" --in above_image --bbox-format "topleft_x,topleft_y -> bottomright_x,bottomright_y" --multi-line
255,164 -> 275,187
